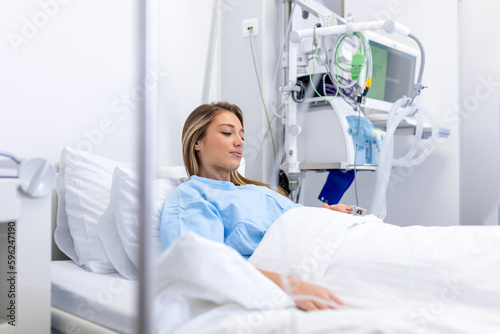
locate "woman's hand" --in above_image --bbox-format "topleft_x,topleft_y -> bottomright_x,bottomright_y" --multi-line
257,269 -> 344,311
288,277 -> 344,311
322,203 -> 352,214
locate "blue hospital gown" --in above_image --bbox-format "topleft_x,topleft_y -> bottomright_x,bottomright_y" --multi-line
160,175 -> 301,259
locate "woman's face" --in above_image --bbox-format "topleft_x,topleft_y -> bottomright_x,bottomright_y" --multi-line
194,110 -> 244,181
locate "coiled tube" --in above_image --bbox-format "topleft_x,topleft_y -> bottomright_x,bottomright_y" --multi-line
370,97 -> 439,219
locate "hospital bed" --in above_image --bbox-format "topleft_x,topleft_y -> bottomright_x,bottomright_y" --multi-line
50,149 -> 137,333
50,147 -> 192,333
50,147 -> 500,334
50,260 -> 135,334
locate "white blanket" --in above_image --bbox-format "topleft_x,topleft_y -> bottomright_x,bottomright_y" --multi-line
153,207 -> 500,334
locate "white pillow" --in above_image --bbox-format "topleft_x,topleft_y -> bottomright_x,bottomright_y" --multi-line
97,167 -> 139,280
158,165 -> 190,179
55,147 -> 128,273
54,149 -> 79,264
99,166 -> 187,279
157,159 -> 245,178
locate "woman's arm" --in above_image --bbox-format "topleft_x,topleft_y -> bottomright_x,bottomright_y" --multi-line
257,269 -> 344,311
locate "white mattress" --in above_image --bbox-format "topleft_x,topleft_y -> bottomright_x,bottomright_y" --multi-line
51,260 -> 137,334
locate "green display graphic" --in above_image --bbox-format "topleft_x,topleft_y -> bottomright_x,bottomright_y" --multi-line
366,40 -> 416,103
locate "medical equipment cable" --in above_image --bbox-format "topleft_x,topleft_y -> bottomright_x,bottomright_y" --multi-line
308,37 -> 338,101
307,33 -> 363,103
337,83 -> 356,108
334,36 -> 362,72
272,2 -> 297,102
325,63 -> 354,107
322,36 -> 349,99
388,33 -> 433,169
248,28 -> 277,158
250,92 -> 291,191
0,152 -> 20,164
290,80 -> 307,103
250,103 -> 293,192
263,1 -> 297,185
305,34 -> 354,102
246,1 -> 295,186
353,108 -> 362,206
331,33 -> 368,90
329,32 -> 372,107
260,1 -> 296,181
326,32 -> 372,206
251,113 -> 278,184
407,33 -> 426,104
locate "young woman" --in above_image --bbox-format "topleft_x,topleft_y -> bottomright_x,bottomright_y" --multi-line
160,102 -> 350,311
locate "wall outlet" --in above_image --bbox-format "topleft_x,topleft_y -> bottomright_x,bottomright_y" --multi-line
242,18 -> 259,37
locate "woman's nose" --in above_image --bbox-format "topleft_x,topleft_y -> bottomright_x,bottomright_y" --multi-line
235,136 -> 244,147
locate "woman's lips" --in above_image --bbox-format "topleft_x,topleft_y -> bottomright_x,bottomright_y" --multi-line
231,151 -> 242,158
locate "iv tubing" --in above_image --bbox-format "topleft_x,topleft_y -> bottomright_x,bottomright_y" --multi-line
370,97 -> 439,219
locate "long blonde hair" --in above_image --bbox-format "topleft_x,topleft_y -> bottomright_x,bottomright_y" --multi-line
182,102 -> 286,196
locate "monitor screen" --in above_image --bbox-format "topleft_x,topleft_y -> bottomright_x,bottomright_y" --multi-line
362,33 -> 419,112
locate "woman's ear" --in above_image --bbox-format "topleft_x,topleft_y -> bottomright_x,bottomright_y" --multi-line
194,141 -> 201,151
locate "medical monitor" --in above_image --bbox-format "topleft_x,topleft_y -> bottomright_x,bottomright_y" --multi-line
362,31 -> 420,113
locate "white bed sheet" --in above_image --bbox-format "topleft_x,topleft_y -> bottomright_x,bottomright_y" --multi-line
153,207 -> 500,334
51,260 -> 137,334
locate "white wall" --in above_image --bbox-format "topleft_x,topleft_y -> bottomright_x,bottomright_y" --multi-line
0,0 -> 141,164
460,0 -> 500,225
0,0 -> 219,169
158,0 -> 219,166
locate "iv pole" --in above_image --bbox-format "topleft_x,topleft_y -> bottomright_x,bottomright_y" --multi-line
138,0 -> 158,332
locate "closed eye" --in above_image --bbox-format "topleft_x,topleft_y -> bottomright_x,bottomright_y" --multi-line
221,131 -> 244,141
